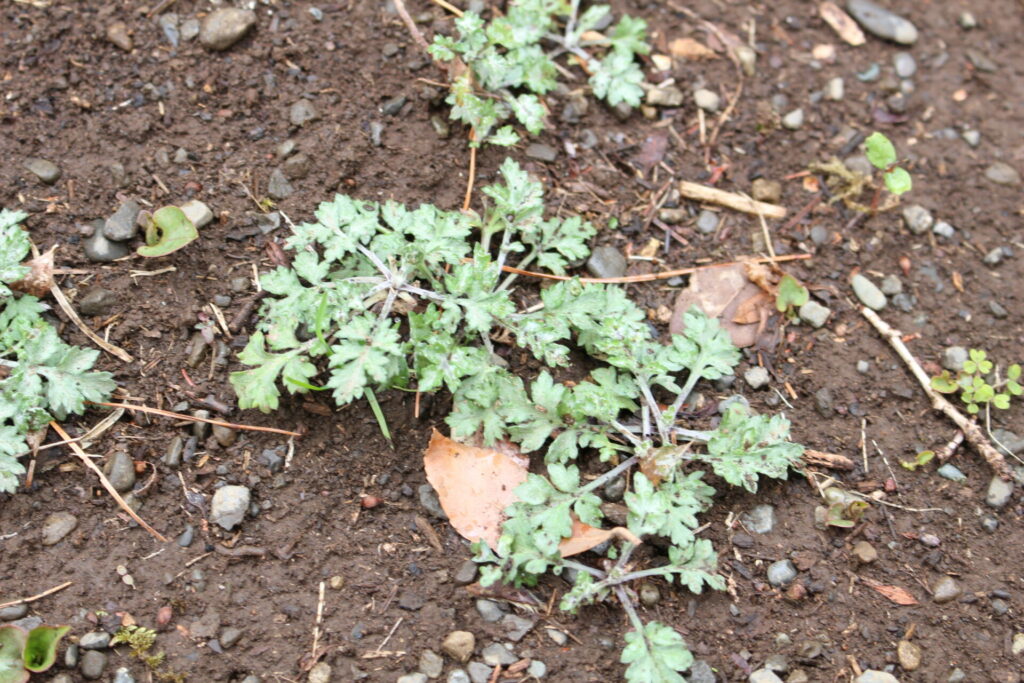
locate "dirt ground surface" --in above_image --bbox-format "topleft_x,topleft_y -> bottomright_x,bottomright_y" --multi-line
2,0 -> 1024,681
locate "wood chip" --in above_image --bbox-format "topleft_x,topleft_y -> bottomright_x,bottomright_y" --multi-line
678,180 -> 787,219
819,2 -> 866,46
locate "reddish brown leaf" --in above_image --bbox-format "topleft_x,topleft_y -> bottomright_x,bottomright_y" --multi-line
862,577 -> 918,605
10,245 -> 55,298
670,263 -> 775,348
559,518 -> 641,557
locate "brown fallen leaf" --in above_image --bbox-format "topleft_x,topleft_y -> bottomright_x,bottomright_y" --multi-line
819,2 -> 866,46
670,263 -> 776,348
10,245 -> 56,298
669,37 -> 718,60
423,430 -> 529,551
952,271 -> 964,293
634,129 -> 668,176
559,517 -> 641,557
861,577 -> 918,605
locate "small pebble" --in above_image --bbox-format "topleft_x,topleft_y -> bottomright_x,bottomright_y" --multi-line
79,650 -> 108,680
766,559 -> 797,587
853,541 -> 877,563
851,273 -> 887,310
937,464 -> 966,482
961,130 -> 980,148
932,575 -> 962,603
893,52 -> 917,78
901,204 -> 933,235
24,157 -> 61,184
180,200 -> 214,229
985,476 -> 1014,508
586,245 -> 627,279
525,143 -> 557,162
0,605 -> 28,621
856,360 -> 870,374
693,88 -> 720,112
846,0 -> 918,44
199,8 -> 257,51
933,221 -> 955,238
744,366 -> 770,390
781,108 -> 804,130
696,210 -> 719,234
985,162 -> 1021,186
41,511 -> 78,545
441,631 -> 475,663
798,301 -> 831,328
897,640 -> 921,671
825,77 -> 844,101
289,100 -> 320,127
959,12 -> 977,29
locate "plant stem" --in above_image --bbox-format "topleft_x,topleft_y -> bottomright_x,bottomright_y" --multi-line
578,453 -> 638,496
610,422 -> 643,448
614,584 -> 647,638
497,248 -> 538,291
562,559 -> 606,578
637,378 -> 669,443
665,369 -> 702,427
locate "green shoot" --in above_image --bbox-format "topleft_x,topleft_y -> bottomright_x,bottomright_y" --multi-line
865,132 -> 912,196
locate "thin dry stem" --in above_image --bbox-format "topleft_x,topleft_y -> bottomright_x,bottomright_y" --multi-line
678,180 -> 787,219
0,581 -> 73,610
392,0 -> 431,52
860,307 -> 1010,479
92,401 -> 301,437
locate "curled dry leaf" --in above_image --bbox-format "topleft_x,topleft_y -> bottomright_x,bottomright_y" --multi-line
818,2 -> 866,46
559,518 -> 641,557
668,37 -> 717,60
10,245 -> 56,298
670,263 -> 775,348
423,430 -> 529,550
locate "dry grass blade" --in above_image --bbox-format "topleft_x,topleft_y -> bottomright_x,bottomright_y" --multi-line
0,581 -> 73,610
92,401 -> 302,437
500,253 -> 810,284
49,280 -> 134,363
49,421 -> 169,543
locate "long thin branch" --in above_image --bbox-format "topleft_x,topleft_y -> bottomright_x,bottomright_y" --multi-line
860,307 -> 1010,479
392,0 -> 430,52
0,581 -> 73,610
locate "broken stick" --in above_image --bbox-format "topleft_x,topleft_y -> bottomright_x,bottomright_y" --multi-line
860,307 -> 1010,479
678,180 -> 787,219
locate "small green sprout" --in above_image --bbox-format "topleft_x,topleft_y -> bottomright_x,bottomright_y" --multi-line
864,132 -> 912,196
930,349 -> 1021,414
137,206 -> 199,258
900,450 -> 935,471
775,274 -> 809,320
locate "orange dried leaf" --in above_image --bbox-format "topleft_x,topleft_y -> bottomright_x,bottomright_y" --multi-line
819,2 -> 866,46
671,263 -> 776,348
423,430 -> 529,551
863,579 -> 918,605
951,271 -> 964,293
559,518 -> 642,557
668,37 -> 717,60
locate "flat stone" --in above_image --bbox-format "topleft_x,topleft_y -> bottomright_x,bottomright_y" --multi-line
80,631 -> 111,650
846,0 -> 918,44
441,631 -> 475,663
985,476 -> 1014,508
103,200 -> 141,241
586,245 -> 627,279
24,157 -> 61,184
689,660 -> 716,683
41,511 -> 78,545
199,8 -> 256,51
79,287 -> 118,316
103,451 -> 136,493
901,204 -> 933,235
896,640 -> 920,670
880,275 -> 903,295
289,99 -> 320,127
985,162 -> 1020,185
933,221 -> 955,238
220,627 -> 243,649
696,210 -> 719,234
82,229 -> 129,262
749,670 -> 784,683
525,143 -> 557,162
799,300 -> 831,328
527,660 -> 547,678
853,541 -> 877,563
481,643 -> 517,666
419,649 -> 444,679
751,178 -> 782,204
282,153 -> 311,180
453,560 -> 477,585
937,464 -> 966,482
307,662 -> 331,683
744,366 -> 770,390
467,662 -> 492,683
766,559 -> 797,587
851,273 -> 887,310
646,85 -> 684,107
475,599 -> 504,623
80,650 -> 107,679
501,614 -> 534,642
447,670 -> 470,683
781,108 -> 804,130
932,575 -> 961,603
943,346 -> 968,371
210,485 -> 250,530
693,88 -> 720,112
212,425 -> 236,447
106,21 -> 133,51
893,52 -> 917,78
398,675 -> 429,683
399,591 -> 426,611
1013,633 -> 1024,656
267,168 -> 293,200
180,200 -> 214,229
825,77 -> 844,101
856,672 -> 899,683
0,604 -> 28,621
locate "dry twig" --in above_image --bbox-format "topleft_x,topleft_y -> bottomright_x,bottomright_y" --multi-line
678,181 -> 787,219
860,307 -> 1010,479
93,401 -> 301,437
0,581 -> 73,610
49,280 -> 134,363
49,421 -> 169,543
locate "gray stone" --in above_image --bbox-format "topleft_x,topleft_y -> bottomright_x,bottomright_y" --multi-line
781,108 -> 804,130
220,627 -> 242,649
475,599 -> 503,623
798,301 -> 831,328
764,654 -> 788,672
902,204 -> 933,235
282,153 -> 311,180
307,662 -> 331,683
447,671 -> 470,683
851,273 -> 887,310
981,516 -> 999,532
983,248 -> 1004,266
766,559 -> 797,587
50,674 -> 74,683
24,157 -> 61,184
501,614 -> 534,642
586,245 -> 627,279
0,604 -> 28,621
546,628 -> 568,645
689,660 -> 716,683
180,200 -> 213,229
743,504 -> 775,534
41,511 -> 78,545
853,540 -> 878,563
481,643 -> 517,666
985,162 -> 1020,186
734,45 -> 757,76
398,675 -> 429,683
966,49 -> 997,73
289,99 -> 320,127
162,436 -> 183,468
64,643 -> 78,667
212,425 -> 236,447
646,85 -> 684,107
846,0 -> 918,44
694,88 -> 720,112
824,77 -> 844,101
961,130 -> 980,148
943,346 -> 968,371
948,669 -> 966,683
744,366 -> 770,390
933,221 -> 955,238
696,210 -> 719,234
809,225 -> 829,245
103,451 -> 136,493
79,650 -> 107,679
751,178 -> 782,204
419,649 -> 444,679
112,668 -> 135,683
79,287 -> 117,316
267,169 -> 293,200
959,12 -> 977,29
177,524 -> 194,547
855,672 -> 899,683
638,583 -> 660,606
158,14 -> 179,47
893,52 -> 917,78
199,8 -> 256,50
880,274 -> 903,295
84,230 -> 129,262
399,591 -> 426,611
467,662 -> 492,683
845,154 -> 874,176
990,301 -> 1009,319
453,560 -> 477,586
985,476 -> 1014,508
181,18 -> 200,42
525,143 -> 557,162
210,485 -> 250,530
993,429 -> 1024,456
932,575 -> 962,603
749,670 -> 784,683
527,660 -> 547,678
937,464 -> 966,482
381,95 -> 407,116
857,360 -> 870,374
103,200 -> 141,241
419,484 -> 447,519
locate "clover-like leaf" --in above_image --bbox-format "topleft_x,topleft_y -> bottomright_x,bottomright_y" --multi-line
864,132 -> 898,170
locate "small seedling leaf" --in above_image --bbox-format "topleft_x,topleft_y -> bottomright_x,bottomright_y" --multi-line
900,450 -> 935,471
22,625 -> 69,673
864,132 -> 898,170
137,206 -> 199,257
930,371 -> 959,394
775,274 -> 809,314
883,166 -> 912,195
0,625 -> 29,683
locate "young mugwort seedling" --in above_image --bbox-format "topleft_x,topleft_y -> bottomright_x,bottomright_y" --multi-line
231,157 -> 805,681
930,349 -> 1022,415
